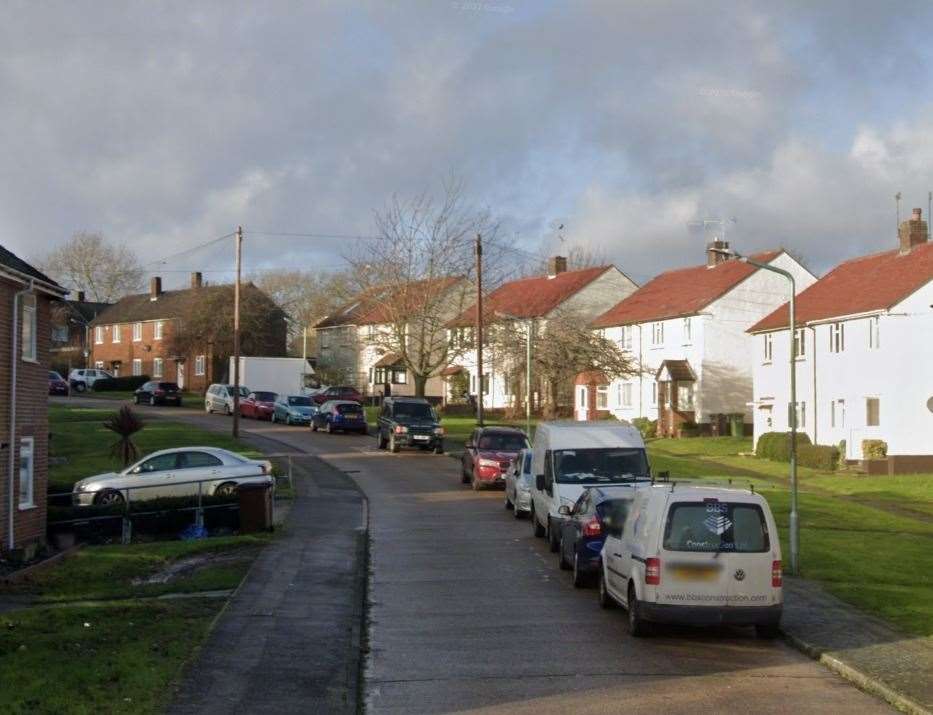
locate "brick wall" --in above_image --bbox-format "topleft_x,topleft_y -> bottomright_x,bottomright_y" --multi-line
0,277 -> 52,554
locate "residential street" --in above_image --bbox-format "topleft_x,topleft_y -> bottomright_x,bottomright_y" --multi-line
96,399 -> 891,714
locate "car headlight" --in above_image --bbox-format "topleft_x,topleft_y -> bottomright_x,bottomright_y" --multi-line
433,427 -> 445,435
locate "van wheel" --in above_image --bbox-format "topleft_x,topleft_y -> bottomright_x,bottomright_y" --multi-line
558,539 -> 571,570
755,623 -> 780,639
627,583 -> 651,637
572,552 -> 588,588
546,519 -> 560,552
598,568 -> 615,609
377,431 -> 387,450
389,434 -> 400,453
531,508 -> 545,538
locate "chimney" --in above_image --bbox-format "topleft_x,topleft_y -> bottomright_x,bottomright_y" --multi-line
77,290 -> 86,303
190,271 -> 203,289
707,239 -> 731,267
898,208 -> 928,254
150,276 -> 162,301
547,255 -> 568,277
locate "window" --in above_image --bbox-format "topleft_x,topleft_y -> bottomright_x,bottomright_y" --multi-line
677,382 -> 694,410
18,437 -> 34,508
866,397 -> 880,427
132,359 -> 142,376
154,321 -> 164,340
868,316 -> 880,349
52,325 -> 69,342
133,322 -> 143,341
153,358 -> 164,378
620,382 -> 633,408
663,502 -> 769,553
683,317 -> 692,343
788,401 -> 806,429
651,381 -> 658,406
621,325 -> 633,351
793,329 -> 806,358
179,451 -> 223,469
830,322 -> 845,353
321,331 -> 331,349
763,333 -> 773,362
651,321 -> 664,346
392,368 -> 407,385
195,355 -> 206,376
112,324 -> 121,343
831,399 -> 846,428
95,326 -> 104,344
21,294 -> 37,361
94,361 -> 104,369
596,385 -> 609,410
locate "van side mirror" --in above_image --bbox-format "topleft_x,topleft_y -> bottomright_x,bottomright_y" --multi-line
557,505 -> 571,516
535,474 -> 545,491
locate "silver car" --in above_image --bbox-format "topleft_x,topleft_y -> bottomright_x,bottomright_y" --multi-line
72,447 -> 273,506
504,448 -> 533,518
205,383 -> 251,415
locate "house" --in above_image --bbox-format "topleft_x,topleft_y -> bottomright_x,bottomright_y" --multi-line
446,257 -> 639,410
50,291 -> 111,375
749,208 -> 933,471
89,273 -> 287,393
313,277 -> 470,400
0,244 -> 68,558
589,240 -> 816,436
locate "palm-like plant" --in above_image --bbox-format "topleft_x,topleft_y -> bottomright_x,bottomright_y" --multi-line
103,406 -> 144,467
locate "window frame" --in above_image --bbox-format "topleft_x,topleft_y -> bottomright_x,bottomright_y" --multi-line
95,326 -> 104,344
793,328 -> 806,359
154,321 -> 164,340
194,355 -> 206,376
829,322 -> 845,354
650,321 -> 664,346
112,324 -> 122,343
868,316 -> 880,350
18,436 -> 35,509
762,333 -> 773,363
132,358 -> 142,376
21,293 -> 37,362
133,322 -> 143,342
596,385 -> 609,410
152,357 -> 164,378
682,317 -> 692,343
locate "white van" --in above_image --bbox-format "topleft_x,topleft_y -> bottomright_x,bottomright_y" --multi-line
529,421 -> 651,553
598,484 -> 783,638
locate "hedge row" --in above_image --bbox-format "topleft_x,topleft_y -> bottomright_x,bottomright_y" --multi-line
797,444 -> 840,471
92,375 -> 150,391
631,418 -> 657,439
755,431 -> 812,462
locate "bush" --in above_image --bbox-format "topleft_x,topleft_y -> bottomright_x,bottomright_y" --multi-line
678,421 -> 700,438
755,431 -> 813,462
92,375 -> 150,391
838,440 -> 847,469
797,444 -> 839,471
862,439 -> 888,459
632,417 -> 656,439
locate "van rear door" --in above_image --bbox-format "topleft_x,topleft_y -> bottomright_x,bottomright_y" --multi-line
723,500 -> 780,609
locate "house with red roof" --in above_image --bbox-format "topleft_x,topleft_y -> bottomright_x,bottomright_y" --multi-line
749,208 -> 933,469
590,240 -> 815,436
446,257 -> 638,410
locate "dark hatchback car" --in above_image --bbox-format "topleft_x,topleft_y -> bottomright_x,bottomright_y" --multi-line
49,371 -> 69,396
134,381 -> 182,406
460,427 -> 529,489
376,397 -> 443,454
312,400 -> 368,434
558,486 -> 633,588
312,385 -> 364,405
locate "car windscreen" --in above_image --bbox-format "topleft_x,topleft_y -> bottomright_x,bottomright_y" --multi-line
522,451 -> 532,474
158,382 -> 179,390
288,396 -> 312,406
478,433 -> 528,451
392,403 -> 435,421
554,448 -> 649,484
663,501 -> 770,553
335,403 -> 362,414
253,391 -> 276,401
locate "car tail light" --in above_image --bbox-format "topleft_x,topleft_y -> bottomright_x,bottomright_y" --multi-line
645,557 -> 661,585
582,518 -> 602,537
772,560 -> 782,587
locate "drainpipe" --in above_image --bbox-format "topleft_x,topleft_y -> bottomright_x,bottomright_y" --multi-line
8,280 -> 34,552
637,324 -> 644,419
809,326 -> 818,445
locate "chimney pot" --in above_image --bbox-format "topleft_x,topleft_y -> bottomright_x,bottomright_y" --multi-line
150,276 -> 162,301
706,239 -> 731,267
547,256 -> 568,277
191,271 -> 203,289
898,208 -> 927,254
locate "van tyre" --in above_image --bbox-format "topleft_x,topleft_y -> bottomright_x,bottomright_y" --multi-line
627,583 -> 651,637
598,569 -> 615,609
755,623 -> 780,640
531,509 -> 545,538
546,519 -> 560,552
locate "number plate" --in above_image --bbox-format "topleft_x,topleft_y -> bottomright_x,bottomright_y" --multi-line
670,565 -> 720,582
412,435 -> 430,441
345,414 -> 361,420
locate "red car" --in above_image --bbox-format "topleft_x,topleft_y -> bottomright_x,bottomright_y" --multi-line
460,426 -> 530,490
240,391 -> 278,420
49,371 -> 70,396
312,385 -> 363,405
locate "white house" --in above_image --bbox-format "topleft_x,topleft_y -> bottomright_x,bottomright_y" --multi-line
446,257 -> 639,409
588,241 -> 816,436
749,208 -> 933,470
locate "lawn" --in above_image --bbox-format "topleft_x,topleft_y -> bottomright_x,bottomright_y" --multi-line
64,390 -> 202,403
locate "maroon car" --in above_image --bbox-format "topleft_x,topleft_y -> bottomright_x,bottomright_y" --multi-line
460,426 -> 530,490
240,391 -> 278,420
312,385 -> 363,405
49,371 -> 69,396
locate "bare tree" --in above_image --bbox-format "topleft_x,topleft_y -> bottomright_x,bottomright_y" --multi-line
38,232 -> 143,302
345,180 -> 500,396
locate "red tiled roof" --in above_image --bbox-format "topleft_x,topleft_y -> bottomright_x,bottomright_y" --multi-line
591,251 -> 782,328
448,266 -> 613,327
750,242 -> 933,332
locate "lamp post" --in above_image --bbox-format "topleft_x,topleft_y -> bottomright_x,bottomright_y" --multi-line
712,248 -> 799,576
496,312 -> 533,436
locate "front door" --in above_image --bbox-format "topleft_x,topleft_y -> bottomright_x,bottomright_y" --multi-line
576,386 -> 588,421
177,362 -> 185,389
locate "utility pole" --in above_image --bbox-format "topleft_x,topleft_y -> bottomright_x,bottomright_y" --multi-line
232,226 -> 243,438
475,233 -> 484,426
525,318 -> 532,436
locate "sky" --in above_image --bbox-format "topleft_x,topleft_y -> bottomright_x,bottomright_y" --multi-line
4,0 -> 933,291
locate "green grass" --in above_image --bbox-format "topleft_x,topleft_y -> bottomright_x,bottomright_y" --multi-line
67,390 -> 202,402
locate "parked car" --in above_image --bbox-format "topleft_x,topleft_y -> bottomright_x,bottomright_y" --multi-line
49,371 -> 70,396
557,486 -> 635,588
311,400 -> 367,434
72,447 -> 273,506
68,368 -> 113,392
504,448 -> 533,517
529,421 -> 650,552
134,381 -> 182,406
271,394 -> 317,425
375,397 -> 444,454
204,383 -> 251,415
598,484 -> 783,638
461,426 -> 529,490
240,391 -> 277,420
311,385 -> 363,405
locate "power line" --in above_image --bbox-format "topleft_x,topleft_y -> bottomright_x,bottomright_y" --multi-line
143,232 -> 235,267
245,230 -> 386,240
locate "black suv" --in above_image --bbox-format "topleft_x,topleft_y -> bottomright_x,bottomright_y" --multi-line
134,381 -> 182,406
376,397 -> 444,454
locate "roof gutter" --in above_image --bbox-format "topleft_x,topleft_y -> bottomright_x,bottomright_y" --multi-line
7,278 -> 34,553
0,265 -> 65,298
750,308 -> 887,334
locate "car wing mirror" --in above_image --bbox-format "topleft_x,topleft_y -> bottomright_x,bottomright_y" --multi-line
557,505 -> 571,516
535,474 -> 545,491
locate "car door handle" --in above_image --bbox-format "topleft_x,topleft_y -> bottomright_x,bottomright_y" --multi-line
612,553 -> 622,557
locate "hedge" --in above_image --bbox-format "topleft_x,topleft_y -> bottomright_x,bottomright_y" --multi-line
797,444 -> 839,471
862,439 -> 888,459
755,431 -> 812,462
632,417 -> 656,439
92,375 -> 150,391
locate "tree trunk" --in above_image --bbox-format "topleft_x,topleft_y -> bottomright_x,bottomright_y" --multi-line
413,372 -> 428,397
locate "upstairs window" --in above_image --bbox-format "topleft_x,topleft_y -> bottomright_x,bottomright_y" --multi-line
133,322 -> 143,342
683,317 -> 692,343
763,333 -> 773,362
829,323 -> 845,353
154,321 -> 164,340
620,382 -> 633,408
621,325 -> 633,351
651,321 -> 664,346
95,326 -> 104,344
868,316 -> 880,350
21,294 -> 37,361
793,329 -> 806,359
112,324 -> 121,343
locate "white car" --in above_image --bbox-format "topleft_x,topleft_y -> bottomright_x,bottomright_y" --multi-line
598,484 -> 783,638
504,448 -> 533,518
72,447 -> 273,506
529,421 -> 651,552
205,383 -> 251,415
68,368 -> 113,392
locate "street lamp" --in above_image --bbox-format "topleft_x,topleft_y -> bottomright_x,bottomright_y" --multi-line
712,247 -> 799,576
495,312 -> 533,436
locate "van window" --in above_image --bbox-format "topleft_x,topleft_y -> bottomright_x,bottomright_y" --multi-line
553,448 -> 649,484
663,502 -> 769,553
598,498 -> 631,533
